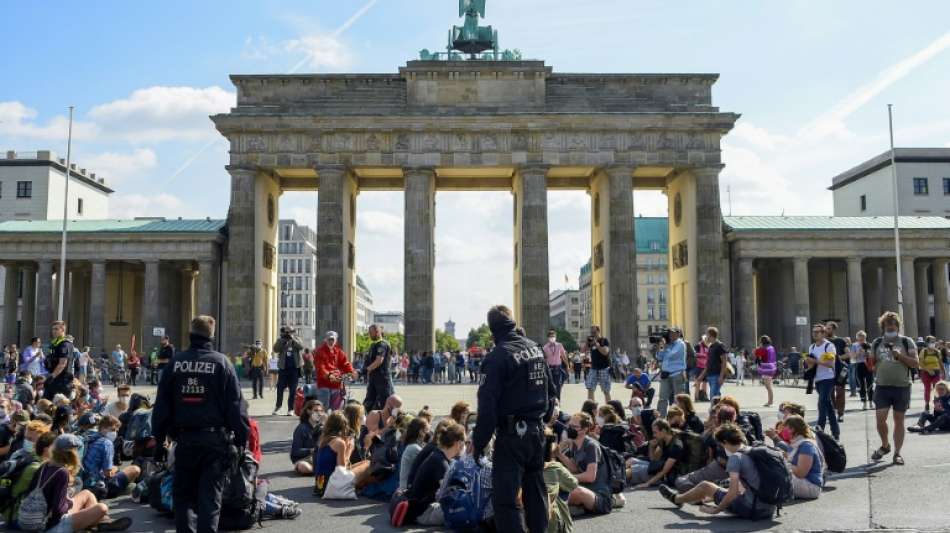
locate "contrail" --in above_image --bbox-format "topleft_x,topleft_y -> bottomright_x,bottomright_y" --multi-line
157,137 -> 218,188
289,0 -> 379,73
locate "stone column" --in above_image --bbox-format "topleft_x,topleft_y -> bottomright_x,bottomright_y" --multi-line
736,258 -> 756,350
793,258 -> 810,349
224,167 -> 258,354
513,165 -> 550,343
900,257 -> 918,339
316,165 -> 358,353
864,263 -> 882,332
934,259 -> 950,340
846,257 -> 865,336
20,264 -> 35,347
882,262 -> 898,313
605,165 -> 638,354
3,264 -> 18,345
404,167 -> 436,354
915,261 -> 931,336
180,267 -> 197,347
88,261 -> 106,354
196,260 -> 217,317
142,260 -> 161,346
35,260 -> 54,339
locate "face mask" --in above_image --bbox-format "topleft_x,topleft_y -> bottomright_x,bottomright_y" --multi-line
548,337 -> 556,343
566,427 -> 579,440
310,413 -> 320,425
631,407 -> 642,417
119,395 -> 130,403
779,427 -> 794,443
390,407 -> 400,417
929,343 -> 936,349
560,429 -> 569,442
595,416 -> 605,426
360,416 -> 367,427
884,330 -> 898,339
724,448 -> 736,457
23,440 -> 35,453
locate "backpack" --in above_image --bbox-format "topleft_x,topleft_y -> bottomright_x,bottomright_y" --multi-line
17,464 -> 55,532
814,430 -> 847,473
0,452 -> 37,503
598,424 -> 628,456
218,451 -> 264,530
598,443 -> 626,494
439,456 -> 491,531
745,445 -> 793,512
737,411 -> 764,443
126,408 -> 153,441
675,431 -> 707,475
368,427 -> 402,481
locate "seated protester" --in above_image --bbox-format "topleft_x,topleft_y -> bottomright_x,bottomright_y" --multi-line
625,367 -> 656,408
343,402 -> 369,464
405,418 -> 454,490
449,400 -> 472,427
555,412 -> 614,515
313,412 -> 369,497
0,409 -> 25,460
910,381 -> 950,433
390,421 -> 466,527
675,405 -> 735,492
415,405 -> 434,424
624,398 -> 649,452
666,406 -> 686,431
580,400 -> 598,422
86,381 -> 105,413
291,400 -> 324,475
8,419 -> 51,462
675,394 -> 706,434
766,402 -> 806,446
244,399 -> 263,464
398,417 -> 430,490
627,419 -> 685,488
14,372 -> 35,407
25,434 -> 131,532
51,405 -> 73,436
2,429 -> 57,524
775,416 -> 822,500
596,405 -> 627,455
36,399 -> 55,419
658,423 -> 776,520
364,395 -> 403,449
81,416 -> 141,499
606,400 -> 627,422
543,431 -> 577,533
104,385 -> 131,419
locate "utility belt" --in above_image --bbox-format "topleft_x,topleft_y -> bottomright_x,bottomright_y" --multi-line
176,426 -> 230,443
497,415 -> 543,436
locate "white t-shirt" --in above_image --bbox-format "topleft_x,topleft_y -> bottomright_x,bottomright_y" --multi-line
849,342 -> 866,364
809,340 -> 836,382
268,355 -> 279,370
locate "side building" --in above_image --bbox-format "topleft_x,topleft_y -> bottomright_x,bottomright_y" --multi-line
278,220 -> 317,348
355,275 -> 374,334
830,148 -> 950,217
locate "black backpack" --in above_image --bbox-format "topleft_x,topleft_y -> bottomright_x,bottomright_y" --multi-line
219,451 -> 263,530
738,411 -> 764,443
368,426 -> 402,481
598,443 -> 626,494
675,431 -> 707,475
598,424 -> 628,456
814,430 -> 847,473
745,445 -> 793,512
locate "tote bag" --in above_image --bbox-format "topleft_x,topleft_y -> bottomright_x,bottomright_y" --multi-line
323,466 -> 357,500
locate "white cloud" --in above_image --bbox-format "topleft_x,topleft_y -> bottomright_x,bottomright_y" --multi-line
83,148 -> 157,184
88,86 -> 234,142
0,101 -> 99,141
286,34 -> 353,73
109,192 -> 192,220
358,210 -> 402,238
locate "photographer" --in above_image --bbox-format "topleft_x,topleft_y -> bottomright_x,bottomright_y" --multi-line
654,327 -> 687,416
273,326 -> 305,416
585,326 -> 612,402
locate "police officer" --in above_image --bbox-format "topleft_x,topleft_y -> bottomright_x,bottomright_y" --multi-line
44,320 -> 75,400
152,315 -> 249,533
363,324 -> 394,411
473,305 -> 557,533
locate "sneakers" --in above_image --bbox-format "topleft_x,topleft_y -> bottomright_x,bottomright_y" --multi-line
862,401 -> 867,410
285,410 -> 293,416
612,493 -> 626,509
908,426 -> 922,433
272,409 -> 279,416
658,484 -> 682,508
390,500 -> 409,527
94,517 -> 133,531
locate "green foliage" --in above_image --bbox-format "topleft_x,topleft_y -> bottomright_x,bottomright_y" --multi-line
435,329 -> 461,352
355,332 -> 404,355
465,323 -> 492,349
554,328 -> 579,352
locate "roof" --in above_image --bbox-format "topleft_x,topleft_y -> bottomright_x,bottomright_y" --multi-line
0,154 -> 116,194
0,218 -> 226,233
828,148 -> 950,191
723,216 -> 950,231
635,216 -> 668,253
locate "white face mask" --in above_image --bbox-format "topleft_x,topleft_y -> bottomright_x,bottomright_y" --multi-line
724,448 -> 737,457
360,415 -> 367,427
310,413 -> 320,425
630,407 -> 642,417
118,395 -> 130,403
390,407 -> 400,417
104,431 -> 118,442
884,330 -> 898,339
595,416 -> 605,426
548,337 -> 556,343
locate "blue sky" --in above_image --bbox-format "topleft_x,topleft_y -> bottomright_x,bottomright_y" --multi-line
3,1 -> 950,333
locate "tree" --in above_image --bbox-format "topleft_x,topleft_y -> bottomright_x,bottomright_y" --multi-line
554,328 -> 579,352
466,323 -> 492,349
435,329 -> 461,352
354,332 -> 405,355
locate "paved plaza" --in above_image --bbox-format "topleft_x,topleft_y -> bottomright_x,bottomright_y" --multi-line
109,377 -> 950,532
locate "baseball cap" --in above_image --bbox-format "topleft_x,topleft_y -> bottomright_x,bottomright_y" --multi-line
54,434 -> 83,452
325,331 -> 338,340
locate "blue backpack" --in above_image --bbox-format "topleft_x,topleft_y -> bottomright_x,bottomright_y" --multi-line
439,456 -> 492,531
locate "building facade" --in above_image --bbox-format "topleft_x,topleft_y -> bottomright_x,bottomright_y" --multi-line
374,311 -> 405,335
278,220 -> 318,347
355,275 -> 374,335
443,318 -> 455,338
549,289 -> 584,342
831,148 -> 950,217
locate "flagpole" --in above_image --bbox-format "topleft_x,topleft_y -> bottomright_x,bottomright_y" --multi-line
887,104 -> 905,330
57,106 -> 74,321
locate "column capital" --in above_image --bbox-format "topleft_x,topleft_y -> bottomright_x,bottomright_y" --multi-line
793,256 -> 810,266
225,165 -> 258,176
314,164 -> 348,176
847,256 -> 863,265
691,164 -> 725,177
402,166 -> 436,178
935,258 -> 950,267
517,164 -> 550,176
602,164 -> 635,178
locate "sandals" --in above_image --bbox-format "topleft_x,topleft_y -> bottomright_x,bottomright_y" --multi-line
871,445 -> 891,461
893,454 -> 905,466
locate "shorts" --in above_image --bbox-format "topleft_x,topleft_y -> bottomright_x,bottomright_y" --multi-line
585,368 -> 612,392
106,471 -> 130,498
589,489 -> 613,515
269,369 -> 279,375
46,515 -> 74,533
688,367 -> 702,379
714,488 -> 773,520
873,385 -> 911,412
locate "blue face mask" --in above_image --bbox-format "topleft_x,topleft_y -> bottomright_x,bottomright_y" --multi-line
23,440 -> 35,453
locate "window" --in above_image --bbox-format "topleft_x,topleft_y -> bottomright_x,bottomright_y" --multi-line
944,177 -> 950,195
659,287 -> 667,304
77,198 -> 83,215
16,181 -> 31,198
659,305 -> 668,320
647,288 -> 655,304
647,306 -> 655,320
859,194 -> 867,212
305,259 -> 311,273
297,259 -> 302,273
913,177 -> 929,195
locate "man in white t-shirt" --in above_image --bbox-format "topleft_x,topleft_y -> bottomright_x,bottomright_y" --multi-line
805,324 -> 839,439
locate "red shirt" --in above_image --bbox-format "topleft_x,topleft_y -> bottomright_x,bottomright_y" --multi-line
248,418 -> 262,463
315,343 -> 354,390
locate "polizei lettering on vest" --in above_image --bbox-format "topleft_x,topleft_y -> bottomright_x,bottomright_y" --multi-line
174,360 -> 217,374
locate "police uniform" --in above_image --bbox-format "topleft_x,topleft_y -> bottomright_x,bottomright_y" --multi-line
363,337 -> 393,411
473,314 -> 557,533
152,333 -> 249,533
44,336 -> 75,400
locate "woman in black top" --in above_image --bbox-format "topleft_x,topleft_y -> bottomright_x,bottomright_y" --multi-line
392,421 -> 466,526
675,394 -> 706,434
292,400 -> 325,475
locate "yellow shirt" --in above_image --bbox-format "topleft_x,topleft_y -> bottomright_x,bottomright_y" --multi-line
920,347 -> 942,372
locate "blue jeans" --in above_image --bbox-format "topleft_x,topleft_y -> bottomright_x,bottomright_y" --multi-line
848,362 -> 858,393
816,379 -> 839,438
708,375 -> 722,399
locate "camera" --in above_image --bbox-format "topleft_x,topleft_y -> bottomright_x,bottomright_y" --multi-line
649,329 -> 672,345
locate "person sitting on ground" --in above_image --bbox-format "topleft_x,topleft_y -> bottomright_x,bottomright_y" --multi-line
313,412 -> 368,497
596,405 -> 627,455
391,421 -> 467,527
910,381 -> 950,433
774,415 -> 823,500
628,419 -> 685,489
104,385 -> 130,419
625,397 -> 649,452
674,404 -> 734,492
415,405 -> 433,424
291,400 -> 325,475
81,415 -> 141,499
580,400 -> 598,422
404,418 -> 453,490
555,412 -> 616,515
8,419 -> 52,462
51,405 -> 73,436
666,406 -> 686,431
364,395 -> 403,449
398,417 -> 430,490
658,423 -> 776,520
0,429 -> 56,526
766,402 -> 807,445
675,394 -> 705,434
625,367 -> 656,408
543,430 -> 578,533
29,434 -> 132,532
606,400 -> 626,422
449,400 -> 471,427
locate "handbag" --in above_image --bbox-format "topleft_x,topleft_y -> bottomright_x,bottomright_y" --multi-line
722,361 -> 735,379
323,466 -> 357,499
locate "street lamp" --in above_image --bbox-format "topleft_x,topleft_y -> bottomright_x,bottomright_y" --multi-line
56,106 -> 74,321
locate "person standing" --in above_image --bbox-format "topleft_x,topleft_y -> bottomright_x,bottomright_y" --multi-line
851,332 -> 874,409
246,340 -> 267,399
867,312 -> 918,466
302,348 -> 315,385
755,336 -> 777,407
314,331 -> 356,410
918,336 -> 943,412
152,315 -> 250,533
363,324 -> 394,412
155,336 -> 175,385
473,305 -> 556,533
698,327 -> 727,400
44,321 -> 75,400
824,322 -> 850,422
806,324 -> 840,440
585,325 -> 612,403
21,337 -> 45,377
656,328 -> 688,416
272,327 -> 304,416
543,329 -> 570,400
